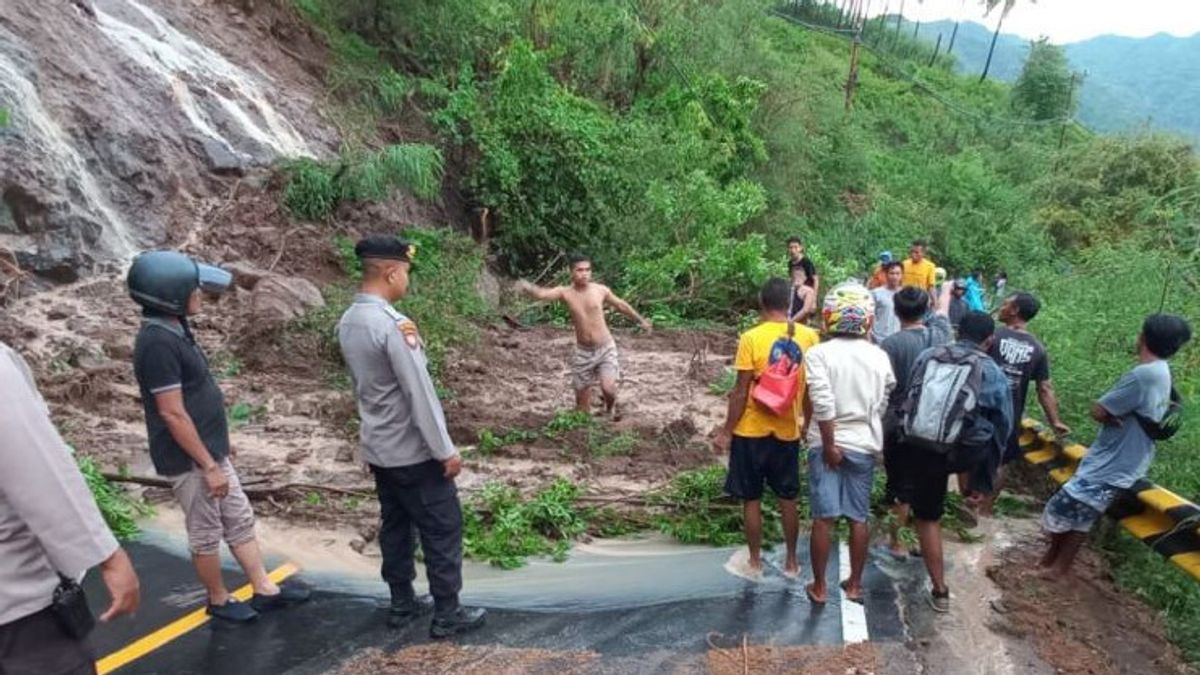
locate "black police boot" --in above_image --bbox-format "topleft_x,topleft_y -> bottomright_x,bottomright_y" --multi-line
386,584 -> 433,628
429,606 -> 487,639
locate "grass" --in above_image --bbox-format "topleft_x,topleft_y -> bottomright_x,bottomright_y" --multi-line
282,144 -> 444,221
708,368 -> 737,397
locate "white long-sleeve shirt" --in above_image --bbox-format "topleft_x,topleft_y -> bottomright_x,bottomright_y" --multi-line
804,337 -> 896,455
0,342 -> 119,625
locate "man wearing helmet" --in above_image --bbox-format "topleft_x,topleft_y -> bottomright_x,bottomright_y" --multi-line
803,282 -> 895,606
128,251 -> 310,623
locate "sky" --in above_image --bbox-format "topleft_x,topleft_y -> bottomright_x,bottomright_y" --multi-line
862,0 -> 1200,44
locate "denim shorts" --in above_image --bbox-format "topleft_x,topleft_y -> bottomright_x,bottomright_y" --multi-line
808,447 -> 875,523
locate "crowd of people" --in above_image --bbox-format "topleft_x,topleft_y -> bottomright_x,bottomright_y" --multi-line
0,234 -> 1192,674
718,235 -> 1192,612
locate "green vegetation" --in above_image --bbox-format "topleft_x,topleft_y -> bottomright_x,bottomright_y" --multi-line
654,465 -> 781,547
227,401 -> 266,431
289,0 -> 1200,660
463,479 -> 587,569
77,456 -> 151,540
471,409 -> 637,459
282,144 -> 444,220
1011,39 -> 1077,121
708,368 -> 737,397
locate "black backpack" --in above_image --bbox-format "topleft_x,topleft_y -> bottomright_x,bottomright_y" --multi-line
1135,386 -> 1183,441
900,343 -> 995,471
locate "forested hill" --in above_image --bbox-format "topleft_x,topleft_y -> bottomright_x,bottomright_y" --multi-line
911,20 -> 1200,140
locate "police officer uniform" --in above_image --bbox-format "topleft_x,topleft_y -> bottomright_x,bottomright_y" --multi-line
337,236 -> 482,635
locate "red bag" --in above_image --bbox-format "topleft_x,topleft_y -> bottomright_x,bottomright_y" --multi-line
751,349 -> 800,416
751,292 -> 802,417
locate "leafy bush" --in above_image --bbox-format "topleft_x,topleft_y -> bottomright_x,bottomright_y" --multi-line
654,465 -> 782,547
463,479 -> 587,568
77,456 -> 151,541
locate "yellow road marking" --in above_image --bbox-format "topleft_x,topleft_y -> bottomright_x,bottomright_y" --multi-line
95,563 -> 299,675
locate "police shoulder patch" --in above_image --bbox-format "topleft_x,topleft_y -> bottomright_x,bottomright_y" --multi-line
397,319 -> 421,349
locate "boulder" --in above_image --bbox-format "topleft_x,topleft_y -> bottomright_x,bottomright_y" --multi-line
247,274 -> 324,329
223,260 -> 268,290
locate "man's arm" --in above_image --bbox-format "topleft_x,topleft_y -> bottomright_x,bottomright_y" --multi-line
804,350 -> 842,467
383,328 -> 461,476
1036,379 -> 1071,435
154,390 -> 229,498
0,349 -> 139,620
604,288 -> 652,331
514,280 -> 565,303
714,371 -> 754,453
932,280 -> 952,317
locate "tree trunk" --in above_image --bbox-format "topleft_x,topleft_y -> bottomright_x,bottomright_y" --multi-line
895,0 -> 904,37
980,11 -> 1006,82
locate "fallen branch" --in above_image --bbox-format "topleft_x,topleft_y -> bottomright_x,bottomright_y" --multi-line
103,473 -> 268,489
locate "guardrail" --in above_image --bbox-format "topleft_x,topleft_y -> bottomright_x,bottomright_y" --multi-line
1018,419 -> 1200,582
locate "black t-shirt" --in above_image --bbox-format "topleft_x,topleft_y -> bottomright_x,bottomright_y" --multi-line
133,319 -> 229,476
988,327 -> 1050,423
789,256 -> 817,288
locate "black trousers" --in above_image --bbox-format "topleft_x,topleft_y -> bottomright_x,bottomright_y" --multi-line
371,460 -> 464,611
0,607 -> 95,675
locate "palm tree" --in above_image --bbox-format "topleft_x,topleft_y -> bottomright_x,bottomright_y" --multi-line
979,0 -> 1021,82
944,0 -> 966,57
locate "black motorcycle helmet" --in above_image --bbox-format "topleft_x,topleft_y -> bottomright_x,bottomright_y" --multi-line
126,250 -> 232,315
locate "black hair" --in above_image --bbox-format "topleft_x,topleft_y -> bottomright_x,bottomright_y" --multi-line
882,260 -> 902,273
760,277 -> 792,313
894,286 -> 929,322
1009,292 -> 1040,321
1142,313 -> 1192,359
786,236 -> 803,246
910,239 -> 926,249
959,311 -> 996,345
567,253 -> 591,269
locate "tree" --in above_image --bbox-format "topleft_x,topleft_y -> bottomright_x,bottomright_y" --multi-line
1011,38 -> 1077,121
979,0 -> 1021,81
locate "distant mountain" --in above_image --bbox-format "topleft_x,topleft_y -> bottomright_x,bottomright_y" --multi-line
906,20 -> 1200,141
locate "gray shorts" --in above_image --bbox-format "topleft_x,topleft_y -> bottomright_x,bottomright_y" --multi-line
170,458 -> 257,556
808,447 -> 876,523
570,341 -> 620,391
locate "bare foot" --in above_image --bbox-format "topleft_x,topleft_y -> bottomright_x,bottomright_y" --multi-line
839,579 -> 864,604
609,403 -> 622,422
1036,567 -> 1063,582
783,560 -> 801,579
805,583 -> 827,605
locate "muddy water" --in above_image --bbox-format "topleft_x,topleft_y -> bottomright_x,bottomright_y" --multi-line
147,508 -> 796,612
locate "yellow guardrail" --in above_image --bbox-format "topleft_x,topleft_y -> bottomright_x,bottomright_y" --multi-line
1019,419 -> 1200,582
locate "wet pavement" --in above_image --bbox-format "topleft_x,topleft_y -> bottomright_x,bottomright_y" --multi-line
87,532 -> 917,674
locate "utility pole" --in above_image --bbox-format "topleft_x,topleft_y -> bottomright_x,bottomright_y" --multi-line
980,10 -> 1007,82
929,32 -> 943,67
845,12 -> 864,112
1056,71 -> 1079,153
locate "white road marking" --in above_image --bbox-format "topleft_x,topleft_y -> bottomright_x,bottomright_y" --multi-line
839,541 -> 870,644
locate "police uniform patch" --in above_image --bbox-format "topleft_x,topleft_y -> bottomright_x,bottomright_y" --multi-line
398,319 -> 421,349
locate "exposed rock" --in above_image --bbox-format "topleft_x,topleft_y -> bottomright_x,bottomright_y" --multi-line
248,274 -> 324,329
475,266 -> 502,310
223,260 -> 268,290
196,137 -> 245,176
46,304 -> 72,320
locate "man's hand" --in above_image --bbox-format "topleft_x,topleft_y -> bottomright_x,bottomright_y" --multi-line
822,445 -> 844,469
443,455 -> 463,479
1051,420 -> 1072,437
513,279 -> 533,294
228,446 -> 239,460
204,464 -> 229,499
640,318 -> 654,334
712,429 -> 732,455
98,548 -> 140,622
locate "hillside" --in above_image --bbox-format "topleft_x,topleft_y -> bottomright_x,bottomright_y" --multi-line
1,0 -> 1200,670
911,20 -> 1200,140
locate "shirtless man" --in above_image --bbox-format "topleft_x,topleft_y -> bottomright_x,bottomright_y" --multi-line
515,255 -> 652,418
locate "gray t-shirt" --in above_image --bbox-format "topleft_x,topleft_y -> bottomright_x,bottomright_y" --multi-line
880,314 -> 953,410
1073,360 -> 1172,489
871,287 -> 900,344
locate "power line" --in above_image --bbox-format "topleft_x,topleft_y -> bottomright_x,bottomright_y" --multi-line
769,8 -> 1088,131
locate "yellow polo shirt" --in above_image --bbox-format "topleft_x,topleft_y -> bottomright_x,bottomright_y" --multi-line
901,258 -> 936,290
732,321 -> 821,441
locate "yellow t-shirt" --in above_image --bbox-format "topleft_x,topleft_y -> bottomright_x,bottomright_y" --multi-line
732,321 -> 821,441
901,258 -> 936,290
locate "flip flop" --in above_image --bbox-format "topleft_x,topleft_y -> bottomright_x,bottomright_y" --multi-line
840,580 -> 865,605
805,583 -> 826,606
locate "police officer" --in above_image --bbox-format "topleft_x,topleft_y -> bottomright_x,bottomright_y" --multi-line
337,235 -> 486,638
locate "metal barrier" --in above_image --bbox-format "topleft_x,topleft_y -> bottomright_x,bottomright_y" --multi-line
1019,419 -> 1200,582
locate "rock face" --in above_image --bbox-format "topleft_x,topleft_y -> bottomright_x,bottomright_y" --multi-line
0,0 -> 335,284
